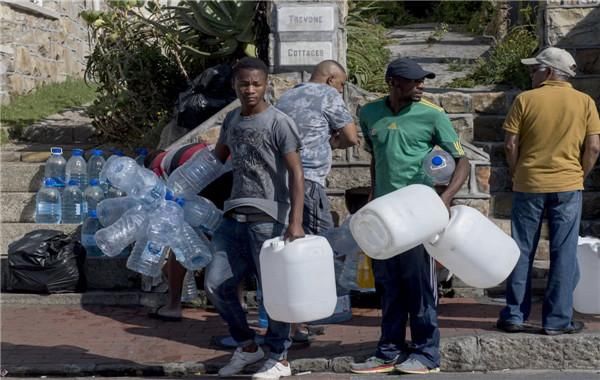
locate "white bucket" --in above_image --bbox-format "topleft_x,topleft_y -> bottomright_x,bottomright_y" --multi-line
573,237 -> 600,314
349,184 -> 449,260
424,205 -> 520,289
259,235 -> 337,323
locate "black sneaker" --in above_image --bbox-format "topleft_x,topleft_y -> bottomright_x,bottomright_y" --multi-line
544,320 -> 585,336
496,319 -> 525,333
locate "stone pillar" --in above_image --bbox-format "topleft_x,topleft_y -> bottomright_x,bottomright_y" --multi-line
268,0 -> 348,73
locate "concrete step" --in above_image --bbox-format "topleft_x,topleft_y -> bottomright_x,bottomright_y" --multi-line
0,222 -> 79,256
0,162 -> 44,192
0,192 -> 36,223
0,143 -> 99,163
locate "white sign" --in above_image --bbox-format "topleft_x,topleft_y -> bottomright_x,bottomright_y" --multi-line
277,6 -> 335,32
279,41 -> 333,66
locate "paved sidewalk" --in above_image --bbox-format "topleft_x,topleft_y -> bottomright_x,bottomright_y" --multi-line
2,297 -> 599,377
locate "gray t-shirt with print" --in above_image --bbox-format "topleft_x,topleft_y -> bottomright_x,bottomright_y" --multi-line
217,105 -> 303,224
276,82 -> 353,186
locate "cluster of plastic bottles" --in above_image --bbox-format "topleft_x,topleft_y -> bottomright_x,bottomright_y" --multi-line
92,149 -> 226,279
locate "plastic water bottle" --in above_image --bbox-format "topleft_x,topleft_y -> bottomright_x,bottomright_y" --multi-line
256,288 -> 269,328
338,248 -> 360,291
105,156 -> 140,194
44,147 -> 67,190
126,232 -> 168,277
167,149 -> 224,197
96,196 -> 141,227
65,148 -> 87,191
181,270 -> 199,302
182,194 -> 223,233
35,178 -> 62,223
172,222 -> 213,270
99,149 -> 124,192
129,168 -> 168,209
87,149 -> 105,182
135,147 -> 149,167
422,149 -> 456,185
95,206 -> 147,257
81,210 -> 103,257
61,179 -> 86,224
140,201 -> 182,263
84,178 -> 105,213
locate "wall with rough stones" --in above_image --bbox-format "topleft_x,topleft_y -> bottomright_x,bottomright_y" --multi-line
539,1 -> 600,107
0,0 -> 94,104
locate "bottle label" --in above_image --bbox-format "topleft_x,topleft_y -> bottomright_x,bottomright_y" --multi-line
75,203 -> 81,215
142,241 -> 165,263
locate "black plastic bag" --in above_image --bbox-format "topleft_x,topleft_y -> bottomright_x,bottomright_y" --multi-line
7,229 -> 86,293
176,64 -> 237,130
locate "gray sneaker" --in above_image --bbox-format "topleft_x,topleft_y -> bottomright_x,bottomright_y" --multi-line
350,356 -> 398,374
395,358 -> 440,374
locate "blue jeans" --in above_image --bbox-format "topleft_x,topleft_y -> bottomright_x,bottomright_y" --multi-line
204,217 -> 291,359
499,191 -> 582,330
372,245 -> 440,368
303,179 -> 334,235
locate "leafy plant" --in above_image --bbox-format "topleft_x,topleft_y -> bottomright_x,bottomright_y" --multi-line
427,22 -> 449,44
346,2 -> 391,93
348,1 -> 417,27
448,27 -> 538,89
81,2 -> 186,146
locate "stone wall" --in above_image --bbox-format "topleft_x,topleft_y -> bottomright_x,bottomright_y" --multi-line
0,0 -> 94,104
539,1 -> 600,107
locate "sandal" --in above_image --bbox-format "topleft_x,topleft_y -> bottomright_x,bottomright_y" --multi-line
148,306 -> 182,322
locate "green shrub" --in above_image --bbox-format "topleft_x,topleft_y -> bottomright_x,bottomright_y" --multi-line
347,2 -> 391,93
448,27 -> 538,89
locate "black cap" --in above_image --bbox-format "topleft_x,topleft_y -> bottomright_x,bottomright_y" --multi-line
385,58 -> 435,80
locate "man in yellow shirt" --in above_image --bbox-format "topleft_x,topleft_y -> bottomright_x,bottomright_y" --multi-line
497,47 -> 600,335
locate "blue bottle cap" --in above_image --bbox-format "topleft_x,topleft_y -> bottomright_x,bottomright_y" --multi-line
89,210 -> 98,218
44,178 -> 57,186
135,147 -> 148,156
92,149 -> 103,156
175,197 -> 186,207
51,147 -> 63,155
431,156 -> 444,166
165,190 -> 175,201
68,179 -> 80,186
89,178 -> 100,186
72,148 -> 84,156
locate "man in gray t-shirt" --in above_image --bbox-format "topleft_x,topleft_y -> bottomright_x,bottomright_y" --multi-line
205,57 -> 304,380
276,60 -> 358,235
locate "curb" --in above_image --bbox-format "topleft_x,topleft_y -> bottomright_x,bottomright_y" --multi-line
3,333 -> 600,377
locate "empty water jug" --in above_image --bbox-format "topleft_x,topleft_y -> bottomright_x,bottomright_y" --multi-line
82,210 -> 103,257
182,194 -> 223,233
422,149 -> 456,185
96,196 -> 141,227
260,235 -> 337,323
349,184 -> 449,260
95,207 -> 147,257
424,205 -> 519,289
573,237 -> 600,314
167,148 -> 224,197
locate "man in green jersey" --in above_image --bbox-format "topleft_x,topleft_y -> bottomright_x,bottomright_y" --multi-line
350,58 -> 469,375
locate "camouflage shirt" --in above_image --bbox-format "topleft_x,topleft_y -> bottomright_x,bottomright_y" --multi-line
276,82 -> 353,186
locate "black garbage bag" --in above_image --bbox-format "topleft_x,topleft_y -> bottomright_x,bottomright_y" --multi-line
7,229 -> 86,293
176,64 -> 237,130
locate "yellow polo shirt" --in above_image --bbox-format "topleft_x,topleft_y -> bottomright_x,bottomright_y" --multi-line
503,80 -> 600,193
